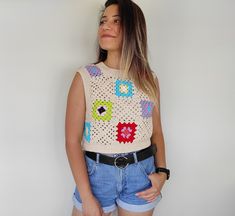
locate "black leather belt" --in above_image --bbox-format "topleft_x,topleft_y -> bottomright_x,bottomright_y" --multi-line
85,145 -> 155,169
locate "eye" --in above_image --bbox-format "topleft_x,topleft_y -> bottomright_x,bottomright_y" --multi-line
99,20 -> 106,25
113,19 -> 121,24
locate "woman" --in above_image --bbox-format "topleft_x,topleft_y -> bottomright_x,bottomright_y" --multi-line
65,0 -> 170,215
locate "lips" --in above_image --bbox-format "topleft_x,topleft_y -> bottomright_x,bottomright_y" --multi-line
101,34 -> 116,38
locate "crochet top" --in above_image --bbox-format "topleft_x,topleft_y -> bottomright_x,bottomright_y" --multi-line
76,61 -> 157,154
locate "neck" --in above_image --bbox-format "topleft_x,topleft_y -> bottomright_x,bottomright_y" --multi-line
104,51 -> 121,69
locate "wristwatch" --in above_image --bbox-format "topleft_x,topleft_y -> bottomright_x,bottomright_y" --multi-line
155,167 -> 170,180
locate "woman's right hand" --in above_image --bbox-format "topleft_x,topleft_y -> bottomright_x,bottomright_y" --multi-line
82,195 -> 104,216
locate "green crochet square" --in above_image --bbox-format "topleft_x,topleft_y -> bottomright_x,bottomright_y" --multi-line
92,100 -> 113,121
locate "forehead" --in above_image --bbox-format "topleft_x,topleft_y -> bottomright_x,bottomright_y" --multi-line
102,4 -> 120,17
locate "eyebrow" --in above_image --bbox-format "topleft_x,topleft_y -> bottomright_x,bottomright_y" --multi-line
101,15 -> 120,19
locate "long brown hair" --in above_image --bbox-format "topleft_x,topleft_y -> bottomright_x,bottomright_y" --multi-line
96,0 -> 159,107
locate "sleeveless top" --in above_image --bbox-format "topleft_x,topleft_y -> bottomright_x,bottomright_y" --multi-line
76,61 -> 157,154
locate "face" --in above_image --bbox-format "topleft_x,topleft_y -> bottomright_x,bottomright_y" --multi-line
98,4 -> 123,53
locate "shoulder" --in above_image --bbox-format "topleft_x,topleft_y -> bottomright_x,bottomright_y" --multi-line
76,62 -> 102,78
75,64 -> 89,76
70,63 -> 92,92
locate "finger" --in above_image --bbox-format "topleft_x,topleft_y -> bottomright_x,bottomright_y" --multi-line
147,192 -> 161,202
135,187 -> 157,196
148,196 -> 158,202
141,193 -> 157,200
137,191 -> 159,200
141,190 -> 160,199
147,196 -> 158,203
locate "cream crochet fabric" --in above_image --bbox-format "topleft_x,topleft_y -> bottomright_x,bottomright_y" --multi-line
76,61 -> 156,153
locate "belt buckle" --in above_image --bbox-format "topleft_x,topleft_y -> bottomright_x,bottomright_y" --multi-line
114,156 -> 129,169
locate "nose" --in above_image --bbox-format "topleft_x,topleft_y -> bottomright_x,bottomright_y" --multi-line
102,21 -> 111,31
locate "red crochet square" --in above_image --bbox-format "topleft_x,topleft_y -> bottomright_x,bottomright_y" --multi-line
116,122 -> 137,143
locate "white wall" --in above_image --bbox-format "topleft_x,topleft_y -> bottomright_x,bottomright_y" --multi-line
0,0 -> 234,215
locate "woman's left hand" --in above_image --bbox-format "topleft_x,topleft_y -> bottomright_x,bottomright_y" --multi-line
135,172 -> 167,202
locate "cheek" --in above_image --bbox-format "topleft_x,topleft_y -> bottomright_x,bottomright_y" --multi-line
114,27 -> 122,39
117,31 -> 123,44
98,28 -> 102,37
114,25 -> 122,34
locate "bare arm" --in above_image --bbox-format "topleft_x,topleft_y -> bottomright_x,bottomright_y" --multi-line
151,77 -> 167,169
65,72 -> 93,200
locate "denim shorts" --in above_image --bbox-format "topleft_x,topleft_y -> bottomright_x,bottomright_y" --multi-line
72,151 -> 162,213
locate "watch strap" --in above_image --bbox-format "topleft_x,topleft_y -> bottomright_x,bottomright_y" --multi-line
155,167 -> 170,180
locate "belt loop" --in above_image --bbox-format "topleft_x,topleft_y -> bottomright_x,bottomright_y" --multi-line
133,152 -> 138,163
96,153 -> 100,164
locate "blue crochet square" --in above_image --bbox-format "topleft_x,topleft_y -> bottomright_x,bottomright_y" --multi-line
115,79 -> 134,97
83,122 -> 91,143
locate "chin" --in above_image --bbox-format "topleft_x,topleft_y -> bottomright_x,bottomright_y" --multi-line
100,44 -> 119,52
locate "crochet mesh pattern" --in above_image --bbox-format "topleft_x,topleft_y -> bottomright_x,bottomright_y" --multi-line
77,61 -> 156,153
